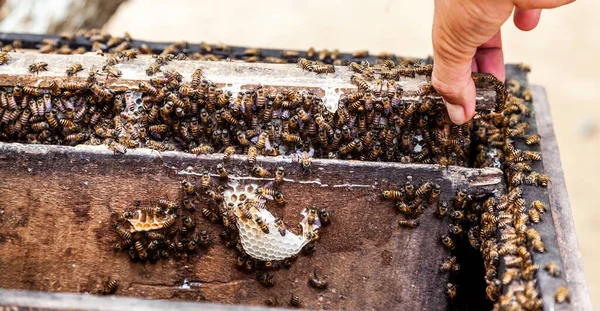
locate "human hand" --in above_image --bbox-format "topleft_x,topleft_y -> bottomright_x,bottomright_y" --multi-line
432,0 -> 575,125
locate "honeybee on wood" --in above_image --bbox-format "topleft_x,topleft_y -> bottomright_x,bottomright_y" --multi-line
296,149 -> 314,172
555,286 -> 570,304
146,62 -> 161,76
0,51 -> 10,65
65,63 -> 84,76
103,65 -> 122,79
101,278 -> 119,295
28,62 -> 48,74
446,283 -> 457,300
352,50 -> 369,58
290,294 -> 300,307
116,211 -> 135,222
312,64 -> 335,74
441,235 -> 455,250
191,144 -> 214,155
306,206 -> 318,225
255,216 -> 269,234
439,256 -> 457,273
435,201 -> 449,218
531,200 -> 547,213
544,262 -> 561,277
256,272 -> 275,287
529,209 -> 541,223
118,48 -> 138,60
537,173 -> 549,187
525,134 -> 541,145
309,271 -> 328,289
181,180 -> 196,195
252,165 -> 270,177
319,209 -> 331,225
502,268 -> 518,285
398,219 -> 419,228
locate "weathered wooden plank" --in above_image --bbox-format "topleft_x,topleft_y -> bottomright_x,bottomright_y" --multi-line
0,143 -> 503,310
0,52 -> 498,111
532,86 -> 592,311
0,288 -> 275,311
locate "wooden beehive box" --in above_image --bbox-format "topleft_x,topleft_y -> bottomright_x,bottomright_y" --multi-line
0,33 -> 592,311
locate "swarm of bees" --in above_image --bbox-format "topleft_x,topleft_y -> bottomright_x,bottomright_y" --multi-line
112,193 -> 211,264
381,180 -> 441,227
0,30 -> 565,310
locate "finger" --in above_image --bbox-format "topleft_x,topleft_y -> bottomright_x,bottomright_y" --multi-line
514,8 -> 542,31
474,31 -> 506,82
514,0 -> 575,9
431,16 -> 477,125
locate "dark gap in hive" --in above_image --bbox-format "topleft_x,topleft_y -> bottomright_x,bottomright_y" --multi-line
449,236 -> 493,311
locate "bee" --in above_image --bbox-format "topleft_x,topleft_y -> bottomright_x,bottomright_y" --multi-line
555,286 -> 570,304
116,211 -> 135,222
446,283 -> 457,300
537,173 -> 549,187
146,62 -> 161,76
429,184 -> 442,204
298,150 -> 313,172
306,206 -> 318,225
183,216 -> 195,229
28,62 -> 48,74
253,165 -> 270,177
453,189 -> 467,209
502,268 -> 519,285
352,50 -> 369,58
312,64 -> 335,74
274,218 -> 286,236
283,132 -> 302,144
398,219 -> 419,228
247,146 -> 259,165
351,74 -> 370,91
103,65 -> 122,79
297,58 -> 313,71
441,235 -> 455,250
118,48 -> 138,60
255,216 -> 269,234
65,63 -> 84,76
319,209 -> 331,225
309,271 -> 328,289
439,256 -> 457,273
157,199 -> 178,210
255,272 -> 275,288
0,51 -> 10,65
531,200 -> 547,213
525,134 -> 541,145
290,294 -> 300,307
191,144 -> 214,155
134,241 -> 147,260
529,209 -> 541,223
162,214 -> 178,229
215,163 -> 228,179
102,278 -> 119,295
265,298 -> 279,307
436,201 -> 449,218
523,150 -> 542,161
114,239 -> 132,252
545,262 -> 561,277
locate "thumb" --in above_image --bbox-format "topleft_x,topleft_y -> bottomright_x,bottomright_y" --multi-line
431,0 -> 513,124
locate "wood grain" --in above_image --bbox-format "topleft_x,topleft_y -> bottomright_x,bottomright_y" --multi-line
0,143 -> 502,310
0,52 -> 498,111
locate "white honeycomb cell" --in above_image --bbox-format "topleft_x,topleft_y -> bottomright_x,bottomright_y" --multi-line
224,181 -> 320,261
127,210 -> 166,232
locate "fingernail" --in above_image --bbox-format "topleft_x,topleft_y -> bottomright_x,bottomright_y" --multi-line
443,99 -> 466,125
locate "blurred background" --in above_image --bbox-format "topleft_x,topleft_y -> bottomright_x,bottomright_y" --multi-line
1,0 -> 598,307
